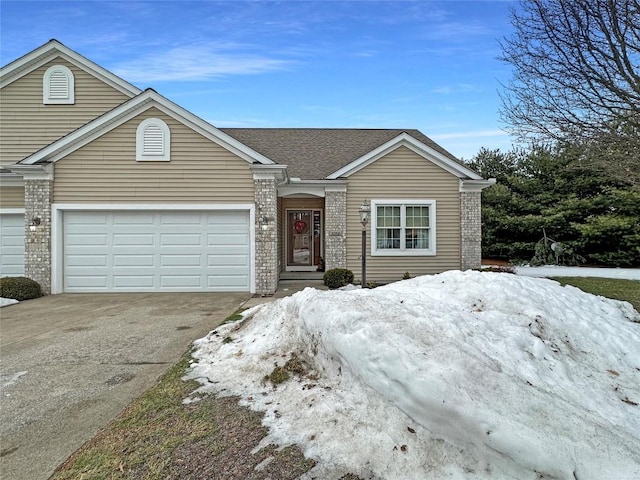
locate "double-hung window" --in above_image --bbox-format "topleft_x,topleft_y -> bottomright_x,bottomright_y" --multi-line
371,200 -> 436,256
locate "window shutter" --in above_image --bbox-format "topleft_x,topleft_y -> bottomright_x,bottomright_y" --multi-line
143,124 -> 165,155
48,70 -> 69,99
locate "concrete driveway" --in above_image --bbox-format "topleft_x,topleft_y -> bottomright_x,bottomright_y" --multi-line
0,292 -> 250,480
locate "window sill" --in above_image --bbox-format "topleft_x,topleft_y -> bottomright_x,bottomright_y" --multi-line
372,249 -> 436,257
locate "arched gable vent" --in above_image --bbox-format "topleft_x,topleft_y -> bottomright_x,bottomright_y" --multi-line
43,65 -> 75,104
136,118 -> 171,161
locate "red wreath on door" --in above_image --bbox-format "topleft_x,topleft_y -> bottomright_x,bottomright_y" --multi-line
294,220 -> 307,233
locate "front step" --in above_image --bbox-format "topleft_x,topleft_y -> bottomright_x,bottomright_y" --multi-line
279,271 -> 325,281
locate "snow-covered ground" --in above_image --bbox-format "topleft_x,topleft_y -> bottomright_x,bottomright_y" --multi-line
514,265 -> 640,280
186,271 -> 640,480
0,297 -> 18,307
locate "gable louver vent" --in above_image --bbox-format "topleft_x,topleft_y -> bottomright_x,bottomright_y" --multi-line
43,65 -> 75,104
49,71 -> 69,99
143,124 -> 164,155
136,118 -> 171,161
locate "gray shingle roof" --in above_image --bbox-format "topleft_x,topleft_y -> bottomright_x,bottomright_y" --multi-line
219,128 -> 462,180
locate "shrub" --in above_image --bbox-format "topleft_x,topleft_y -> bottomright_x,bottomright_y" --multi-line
323,268 -> 354,289
0,276 -> 43,301
402,272 -> 411,280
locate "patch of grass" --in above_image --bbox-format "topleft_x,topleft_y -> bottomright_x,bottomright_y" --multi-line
51,350 -> 314,480
551,277 -> 640,311
222,308 -> 247,324
264,353 -> 308,386
265,366 -> 291,385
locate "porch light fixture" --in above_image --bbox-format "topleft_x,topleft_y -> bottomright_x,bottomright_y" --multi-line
359,200 -> 370,288
259,215 -> 274,231
29,217 -> 41,232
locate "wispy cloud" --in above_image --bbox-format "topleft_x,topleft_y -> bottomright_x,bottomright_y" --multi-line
431,83 -> 483,95
431,129 -> 508,140
111,43 -> 292,82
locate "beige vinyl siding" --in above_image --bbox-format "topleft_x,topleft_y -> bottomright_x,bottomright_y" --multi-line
280,197 -> 324,269
0,58 -> 130,166
0,186 -> 25,208
54,108 -> 255,203
346,146 -> 461,282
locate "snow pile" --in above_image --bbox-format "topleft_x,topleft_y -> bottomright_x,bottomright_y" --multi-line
514,265 -> 640,280
0,297 -> 19,307
186,271 -> 640,479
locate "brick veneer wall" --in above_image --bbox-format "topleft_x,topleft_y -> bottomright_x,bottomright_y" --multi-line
254,178 -> 278,294
24,178 -> 53,294
460,191 -> 482,270
324,190 -> 347,270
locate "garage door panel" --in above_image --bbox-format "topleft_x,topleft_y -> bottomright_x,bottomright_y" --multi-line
66,275 -> 108,288
161,254 -> 202,267
160,233 -> 203,246
113,254 -> 155,267
208,275 -> 249,288
207,244 -> 248,256
113,213 -> 154,225
113,233 -> 155,246
208,233 -> 249,246
66,255 -> 108,267
161,213 -> 203,225
66,213 -> 108,225
208,212 -> 247,225
160,275 -> 203,288
113,276 -> 155,289
63,210 -> 250,292
0,214 -> 25,277
208,254 -> 248,266
66,233 -> 108,246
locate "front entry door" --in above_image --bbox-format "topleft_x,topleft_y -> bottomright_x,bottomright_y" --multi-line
286,208 -> 323,271
287,210 -> 312,267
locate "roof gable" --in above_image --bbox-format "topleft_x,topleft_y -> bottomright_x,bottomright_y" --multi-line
327,132 -> 482,180
19,89 -> 274,166
0,39 -> 141,97
221,128 -> 481,180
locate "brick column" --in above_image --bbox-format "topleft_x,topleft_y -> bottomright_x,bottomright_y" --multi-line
460,191 -> 482,270
24,178 -> 53,294
324,189 -> 347,270
254,178 -> 278,295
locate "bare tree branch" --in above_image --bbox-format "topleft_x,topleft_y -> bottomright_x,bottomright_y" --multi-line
499,0 -> 640,143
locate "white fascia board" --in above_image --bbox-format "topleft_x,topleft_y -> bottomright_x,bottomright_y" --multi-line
278,180 -> 347,197
0,173 -> 25,186
1,40 -> 141,96
20,90 -> 275,166
327,132 -> 483,180
6,163 -> 53,180
250,164 -> 288,182
459,178 -> 496,192
0,208 -> 25,214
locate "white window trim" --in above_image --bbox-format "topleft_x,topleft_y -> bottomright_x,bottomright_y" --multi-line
371,199 -> 436,256
136,118 -> 171,161
43,64 -> 75,104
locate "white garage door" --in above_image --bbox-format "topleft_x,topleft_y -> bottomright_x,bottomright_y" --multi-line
63,210 -> 250,292
0,213 -> 25,277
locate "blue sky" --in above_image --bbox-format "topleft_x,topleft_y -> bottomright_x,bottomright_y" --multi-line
1,0 -> 517,159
